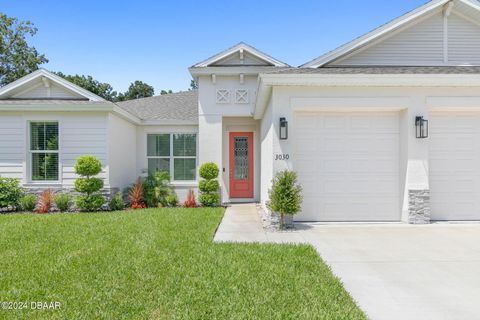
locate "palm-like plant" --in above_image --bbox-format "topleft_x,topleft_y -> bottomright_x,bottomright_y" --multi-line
129,179 -> 146,209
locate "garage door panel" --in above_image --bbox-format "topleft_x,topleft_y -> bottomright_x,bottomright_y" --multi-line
430,112 -> 480,220
294,112 -> 400,222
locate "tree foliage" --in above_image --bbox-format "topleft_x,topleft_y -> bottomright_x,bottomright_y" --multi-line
55,72 -> 118,101
0,13 -> 48,86
117,80 -> 154,101
189,80 -> 198,91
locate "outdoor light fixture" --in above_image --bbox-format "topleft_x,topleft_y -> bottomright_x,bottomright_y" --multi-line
279,117 -> 288,140
415,116 -> 429,139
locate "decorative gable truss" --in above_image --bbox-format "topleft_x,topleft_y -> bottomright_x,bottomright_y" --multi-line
192,42 -> 289,68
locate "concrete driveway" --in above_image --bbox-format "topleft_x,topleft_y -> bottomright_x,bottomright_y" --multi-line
215,205 -> 480,320
297,223 -> 480,320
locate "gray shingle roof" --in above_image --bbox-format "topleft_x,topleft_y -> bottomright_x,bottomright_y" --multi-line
267,66 -> 480,75
116,91 -> 198,122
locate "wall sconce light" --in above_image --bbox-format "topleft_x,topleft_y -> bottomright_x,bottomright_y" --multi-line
279,117 -> 288,140
415,116 -> 428,139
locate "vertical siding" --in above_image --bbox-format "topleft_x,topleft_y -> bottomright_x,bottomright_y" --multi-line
331,13 -> 444,66
448,13 -> 480,65
0,115 -> 25,179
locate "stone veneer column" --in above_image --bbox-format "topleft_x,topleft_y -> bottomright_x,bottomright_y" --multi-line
408,189 -> 431,224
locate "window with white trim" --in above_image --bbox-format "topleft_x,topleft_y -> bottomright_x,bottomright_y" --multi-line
29,122 -> 59,181
147,133 -> 197,181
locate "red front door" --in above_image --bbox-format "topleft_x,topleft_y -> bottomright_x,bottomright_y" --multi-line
229,132 -> 254,198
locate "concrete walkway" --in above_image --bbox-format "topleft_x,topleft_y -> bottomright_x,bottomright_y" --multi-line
214,204 -> 480,320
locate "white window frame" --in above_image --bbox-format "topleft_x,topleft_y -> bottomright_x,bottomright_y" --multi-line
27,120 -> 61,184
146,133 -> 198,183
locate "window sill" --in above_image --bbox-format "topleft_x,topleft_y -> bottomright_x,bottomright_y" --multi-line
170,181 -> 198,187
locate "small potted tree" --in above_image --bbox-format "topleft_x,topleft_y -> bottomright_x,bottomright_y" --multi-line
268,170 -> 303,229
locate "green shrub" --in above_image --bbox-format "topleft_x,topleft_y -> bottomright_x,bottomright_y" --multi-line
74,155 -> 105,212
109,193 -> 125,211
199,180 -> 220,193
199,194 -> 220,207
19,194 -> 36,212
143,171 -> 174,207
164,194 -> 179,207
0,177 -> 23,209
54,193 -> 72,212
198,163 -> 220,207
74,156 -> 102,177
268,170 -> 303,229
76,195 -> 105,212
199,162 -> 219,180
74,178 -> 104,194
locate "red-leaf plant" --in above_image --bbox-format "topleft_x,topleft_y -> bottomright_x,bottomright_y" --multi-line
35,189 -> 54,214
129,179 -> 146,209
183,189 -> 198,208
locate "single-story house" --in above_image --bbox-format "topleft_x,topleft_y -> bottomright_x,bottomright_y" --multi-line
2,0 -> 480,223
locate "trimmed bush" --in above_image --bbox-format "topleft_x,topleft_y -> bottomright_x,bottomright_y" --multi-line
268,170 -> 303,229
199,163 -> 219,180
199,194 -> 220,208
198,163 -> 220,207
54,193 -> 72,212
109,193 -> 125,211
0,177 -> 23,209
19,194 -> 36,212
74,155 -> 105,212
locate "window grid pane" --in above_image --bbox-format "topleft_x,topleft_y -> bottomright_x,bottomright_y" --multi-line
147,134 -> 170,156
173,134 -> 196,157
32,153 -> 59,181
174,158 -> 196,181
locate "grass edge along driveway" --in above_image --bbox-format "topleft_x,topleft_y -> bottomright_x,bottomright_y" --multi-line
0,208 -> 366,319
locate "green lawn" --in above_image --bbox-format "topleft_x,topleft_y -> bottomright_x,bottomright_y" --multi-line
0,208 -> 365,319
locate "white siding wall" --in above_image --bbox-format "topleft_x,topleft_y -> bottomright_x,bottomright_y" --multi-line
108,113 -> 137,191
0,114 -> 25,179
448,13 -> 480,65
260,99 -> 274,206
0,112 -> 109,187
12,82 -> 84,99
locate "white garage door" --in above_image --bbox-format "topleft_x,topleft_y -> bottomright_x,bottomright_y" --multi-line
430,112 -> 480,221
294,112 -> 400,222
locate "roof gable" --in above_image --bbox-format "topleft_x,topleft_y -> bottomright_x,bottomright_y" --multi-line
0,69 -> 106,101
192,42 -> 289,67
301,0 -> 480,68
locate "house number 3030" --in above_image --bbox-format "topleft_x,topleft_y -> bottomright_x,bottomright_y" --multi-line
274,154 -> 290,161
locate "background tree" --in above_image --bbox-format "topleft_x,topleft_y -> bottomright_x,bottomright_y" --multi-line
189,80 -> 198,91
160,89 -> 172,95
117,80 -> 154,101
0,13 -> 48,86
55,72 -> 118,101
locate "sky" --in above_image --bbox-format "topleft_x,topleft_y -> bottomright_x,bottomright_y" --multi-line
3,0 -> 429,94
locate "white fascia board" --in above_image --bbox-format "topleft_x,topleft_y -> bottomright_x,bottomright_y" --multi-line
253,72 -> 480,119
189,66 -> 287,77
0,69 -> 107,101
300,0 -> 450,68
0,103 -> 114,112
112,105 -> 141,124
140,119 -> 198,126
